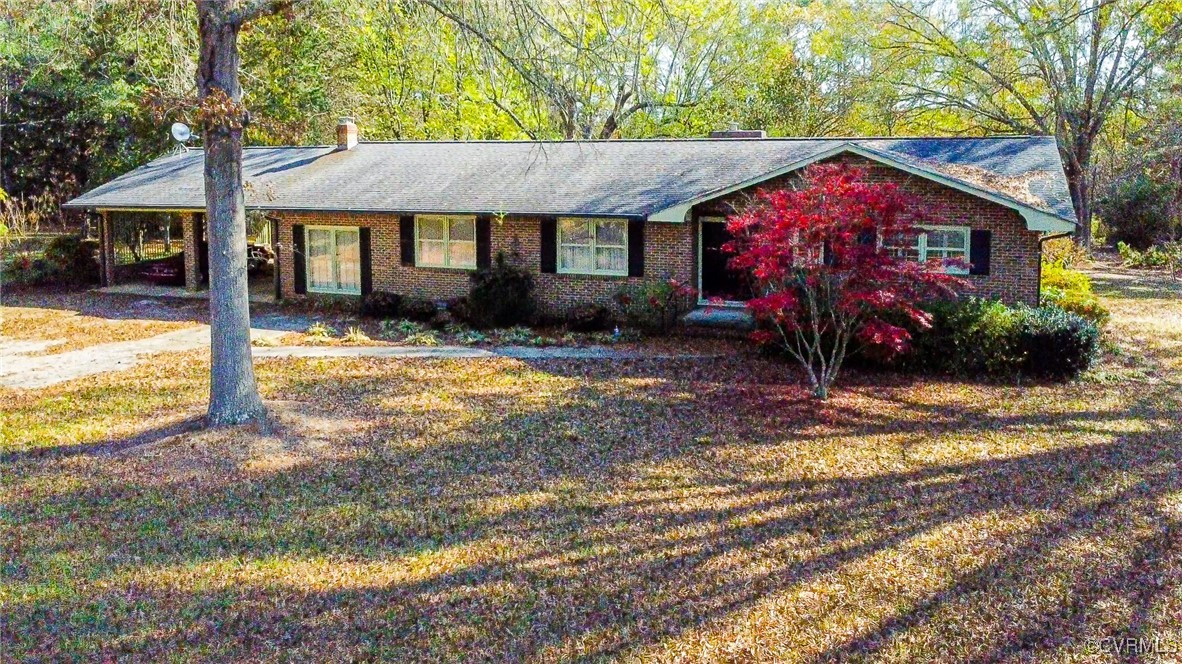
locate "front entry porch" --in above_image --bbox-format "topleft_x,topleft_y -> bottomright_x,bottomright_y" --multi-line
682,305 -> 754,330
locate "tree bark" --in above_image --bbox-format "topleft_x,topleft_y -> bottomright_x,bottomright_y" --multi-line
1062,131 -> 1094,247
196,2 -> 265,426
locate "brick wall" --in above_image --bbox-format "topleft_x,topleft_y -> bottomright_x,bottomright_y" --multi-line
694,155 -> 1042,305
274,155 -> 1042,311
275,212 -> 695,314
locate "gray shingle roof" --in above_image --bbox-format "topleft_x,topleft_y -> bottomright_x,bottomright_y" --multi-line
63,136 -> 1075,222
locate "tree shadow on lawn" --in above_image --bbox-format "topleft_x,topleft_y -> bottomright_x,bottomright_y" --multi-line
5,358 -> 1181,661
1,285 -> 208,322
1,284 -> 306,329
1087,264 -> 1182,300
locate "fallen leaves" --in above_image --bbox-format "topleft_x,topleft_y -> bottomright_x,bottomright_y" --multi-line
1,266 -> 1181,661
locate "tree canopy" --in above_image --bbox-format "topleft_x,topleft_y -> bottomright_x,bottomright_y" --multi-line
1,0 -> 1179,238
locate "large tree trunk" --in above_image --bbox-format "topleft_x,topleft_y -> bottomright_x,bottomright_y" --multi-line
196,3 -> 265,426
1063,137 -> 1094,248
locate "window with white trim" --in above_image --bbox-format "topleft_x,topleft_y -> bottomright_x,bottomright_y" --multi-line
886,225 -> 970,274
558,217 -> 628,276
416,215 -> 476,269
305,226 -> 361,294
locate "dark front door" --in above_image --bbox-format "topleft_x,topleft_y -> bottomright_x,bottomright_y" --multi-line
700,220 -> 750,302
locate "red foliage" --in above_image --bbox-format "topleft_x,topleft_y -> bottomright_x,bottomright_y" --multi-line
726,163 -> 967,397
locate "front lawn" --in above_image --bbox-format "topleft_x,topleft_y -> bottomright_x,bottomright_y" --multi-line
2,267 -> 1180,662
0,289 -> 203,354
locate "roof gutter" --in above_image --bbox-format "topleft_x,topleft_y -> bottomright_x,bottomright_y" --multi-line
1038,231 -> 1074,243
66,204 -> 646,220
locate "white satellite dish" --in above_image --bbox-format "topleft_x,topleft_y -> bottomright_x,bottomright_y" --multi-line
171,122 -> 192,142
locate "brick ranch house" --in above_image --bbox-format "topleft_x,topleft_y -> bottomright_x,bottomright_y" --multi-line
64,121 -> 1077,317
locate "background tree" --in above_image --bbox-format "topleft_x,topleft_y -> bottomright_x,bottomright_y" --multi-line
726,164 -> 965,399
421,0 -> 747,139
1096,61 -> 1182,248
0,1 -> 190,208
4,0 -> 1179,251
711,0 -> 916,137
195,0 -> 301,426
883,0 -> 1182,246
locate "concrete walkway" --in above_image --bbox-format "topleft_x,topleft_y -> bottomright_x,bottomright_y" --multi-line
0,326 -> 291,390
1,328 -> 716,389
252,345 -> 716,360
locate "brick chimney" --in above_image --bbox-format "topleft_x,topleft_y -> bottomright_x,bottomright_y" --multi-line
709,122 -> 766,139
336,117 -> 358,150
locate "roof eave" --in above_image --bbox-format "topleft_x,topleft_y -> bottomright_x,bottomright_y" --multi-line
646,142 -> 1078,232
61,201 -> 649,219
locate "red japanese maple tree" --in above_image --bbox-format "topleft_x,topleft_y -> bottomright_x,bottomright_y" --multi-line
725,163 -> 967,399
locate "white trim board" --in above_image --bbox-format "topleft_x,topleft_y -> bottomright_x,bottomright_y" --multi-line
646,143 -> 1077,234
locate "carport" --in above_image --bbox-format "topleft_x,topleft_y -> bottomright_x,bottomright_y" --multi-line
92,208 -> 277,299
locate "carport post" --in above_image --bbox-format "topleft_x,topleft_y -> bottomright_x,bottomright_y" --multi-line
181,212 -> 202,290
98,211 -> 116,287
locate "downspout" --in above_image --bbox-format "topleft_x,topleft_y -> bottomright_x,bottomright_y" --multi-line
1036,232 -> 1074,307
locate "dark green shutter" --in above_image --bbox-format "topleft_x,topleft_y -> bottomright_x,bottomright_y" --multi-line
400,215 -> 415,266
292,224 -> 306,294
540,218 -> 557,273
969,229 -> 991,276
476,216 -> 492,269
359,227 -> 373,295
627,220 -> 644,277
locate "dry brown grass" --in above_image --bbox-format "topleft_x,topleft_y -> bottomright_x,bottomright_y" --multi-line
1,269 -> 1180,662
0,289 -> 201,353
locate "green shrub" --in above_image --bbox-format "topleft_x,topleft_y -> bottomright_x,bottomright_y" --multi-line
613,278 -> 697,334
1041,287 -> 1109,327
381,319 -> 424,338
1117,241 -> 1182,269
465,252 -> 536,328
445,296 -> 471,325
360,291 -> 402,319
1040,262 -> 1090,293
564,303 -> 614,332
882,297 -> 1098,380
305,322 -> 337,338
1041,236 -> 1090,269
494,326 -> 536,344
1040,262 -> 1109,326
2,254 -> 57,286
43,235 -> 99,284
400,297 -> 439,322
900,297 -> 1023,376
454,329 -> 488,345
1014,306 -> 1099,379
403,331 -> 442,346
1097,174 -> 1174,250
343,326 -> 371,343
